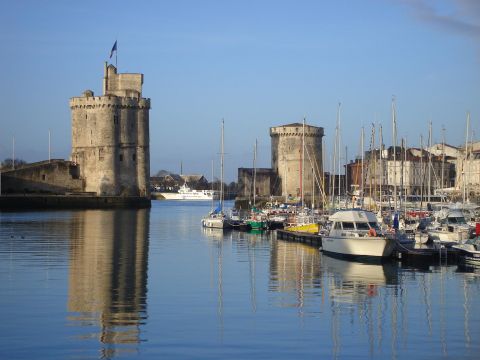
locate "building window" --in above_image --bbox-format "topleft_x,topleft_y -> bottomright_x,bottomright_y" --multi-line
133,153 -> 136,162
119,154 -> 123,162
99,148 -> 104,161
42,174 -> 46,181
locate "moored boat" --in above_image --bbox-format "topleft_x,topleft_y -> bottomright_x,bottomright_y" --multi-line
160,183 -> 217,200
427,209 -> 473,244
453,237 -> 480,265
322,209 -> 396,258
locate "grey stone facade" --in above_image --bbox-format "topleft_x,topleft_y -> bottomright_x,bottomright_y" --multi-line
270,123 -> 324,199
70,63 -> 150,196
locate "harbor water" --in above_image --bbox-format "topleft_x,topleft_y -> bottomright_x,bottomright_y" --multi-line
1,200 -> 479,359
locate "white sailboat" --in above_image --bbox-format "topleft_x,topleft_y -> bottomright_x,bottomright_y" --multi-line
202,119 -> 232,229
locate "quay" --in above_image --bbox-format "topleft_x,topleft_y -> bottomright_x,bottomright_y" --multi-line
275,229 -> 462,262
276,229 -> 322,248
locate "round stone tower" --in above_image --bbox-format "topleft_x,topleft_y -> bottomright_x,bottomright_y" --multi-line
70,63 -> 151,196
270,123 -> 324,201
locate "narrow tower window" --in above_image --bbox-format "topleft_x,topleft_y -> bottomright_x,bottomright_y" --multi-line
133,153 -> 136,162
119,154 -> 123,162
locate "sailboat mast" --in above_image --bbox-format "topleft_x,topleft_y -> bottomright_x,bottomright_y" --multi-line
337,104 -> 341,205
220,119 -> 225,211
302,117 -> 305,208
428,121 -> 432,202
253,139 -> 257,207
392,97 -> 397,211
361,126 -> 364,201
345,145 -> 348,195
441,126 -> 445,190
211,159 -> 214,211
463,112 -> 469,204
420,135 -> 424,209
312,167 -> 315,210
379,125 -> 383,209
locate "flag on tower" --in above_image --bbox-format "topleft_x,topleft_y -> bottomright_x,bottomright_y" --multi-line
109,40 -> 117,59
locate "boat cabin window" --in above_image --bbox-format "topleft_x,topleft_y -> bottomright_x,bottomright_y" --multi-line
449,216 -> 466,224
368,222 -> 381,230
356,222 -> 370,231
342,222 -> 355,230
334,222 -> 342,230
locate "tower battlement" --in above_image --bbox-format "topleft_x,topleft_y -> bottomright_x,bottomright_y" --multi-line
70,94 -> 150,109
270,123 -> 324,137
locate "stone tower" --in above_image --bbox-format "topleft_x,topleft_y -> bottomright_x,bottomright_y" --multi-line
70,63 -> 151,196
270,123 -> 324,200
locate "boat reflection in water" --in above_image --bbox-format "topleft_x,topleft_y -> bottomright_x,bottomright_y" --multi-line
323,255 -> 398,304
67,209 -> 150,358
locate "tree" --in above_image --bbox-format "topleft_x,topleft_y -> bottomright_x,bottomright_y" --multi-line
1,158 -> 27,170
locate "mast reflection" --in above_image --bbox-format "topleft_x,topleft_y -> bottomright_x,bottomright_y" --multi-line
67,209 -> 149,358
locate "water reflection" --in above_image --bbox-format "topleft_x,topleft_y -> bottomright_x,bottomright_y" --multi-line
269,240 -> 322,310
67,209 -> 149,358
323,256 -> 398,304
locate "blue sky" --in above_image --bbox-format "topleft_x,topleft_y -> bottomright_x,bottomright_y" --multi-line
0,0 -> 479,182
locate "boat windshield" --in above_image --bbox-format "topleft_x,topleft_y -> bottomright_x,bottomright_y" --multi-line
356,222 -> 370,231
449,216 -> 466,224
342,222 -> 355,230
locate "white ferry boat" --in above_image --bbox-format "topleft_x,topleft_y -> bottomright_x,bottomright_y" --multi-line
159,184 -> 217,201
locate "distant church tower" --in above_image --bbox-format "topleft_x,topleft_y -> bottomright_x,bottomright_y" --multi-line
70,63 -> 151,196
270,123 -> 324,199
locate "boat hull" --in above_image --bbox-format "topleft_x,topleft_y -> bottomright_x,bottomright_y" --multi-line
160,192 -> 214,200
285,223 -> 319,234
453,243 -> 480,265
202,217 -> 232,229
246,220 -> 267,230
322,235 -> 396,258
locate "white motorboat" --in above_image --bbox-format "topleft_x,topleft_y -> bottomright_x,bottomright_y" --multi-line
453,237 -> 480,265
322,209 -> 396,258
427,209 -> 472,244
160,184 -> 217,200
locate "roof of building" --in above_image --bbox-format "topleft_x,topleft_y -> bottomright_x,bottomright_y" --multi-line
181,174 -> 207,182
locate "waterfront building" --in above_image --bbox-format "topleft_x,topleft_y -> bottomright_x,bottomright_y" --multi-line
70,63 -> 151,196
347,146 -> 453,197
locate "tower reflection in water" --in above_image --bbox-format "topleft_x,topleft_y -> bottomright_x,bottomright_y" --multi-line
67,209 -> 149,358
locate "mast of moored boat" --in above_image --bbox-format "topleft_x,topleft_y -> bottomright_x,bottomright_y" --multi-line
302,117 -> 305,208
253,139 -> 257,207
220,119 -> 225,213
441,126 -> 445,190
361,126 -> 365,207
337,104 -> 342,207
428,121 -> 432,203
379,125 -> 383,210
463,112 -> 470,204
391,97 -> 398,212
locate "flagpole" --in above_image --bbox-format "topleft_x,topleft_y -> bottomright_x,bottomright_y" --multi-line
115,40 -> 118,69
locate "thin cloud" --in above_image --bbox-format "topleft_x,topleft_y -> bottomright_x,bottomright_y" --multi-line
399,0 -> 480,38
